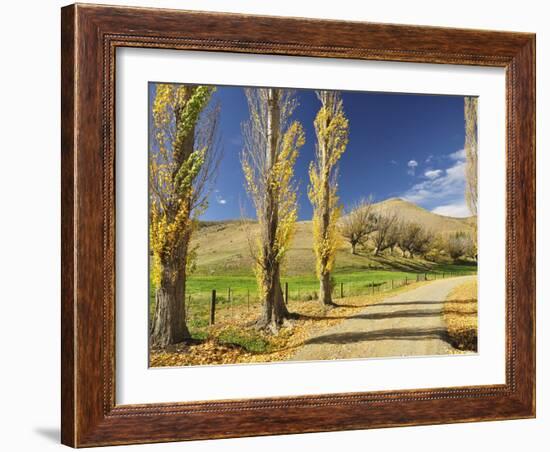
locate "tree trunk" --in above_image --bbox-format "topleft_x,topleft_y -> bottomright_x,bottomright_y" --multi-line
319,271 -> 333,306
351,242 -> 357,255
149,90 -> 196,348
150,263 -> 190,347
317,122 -> 334,306
256,264 -> 289,333
255,88 -> 291,332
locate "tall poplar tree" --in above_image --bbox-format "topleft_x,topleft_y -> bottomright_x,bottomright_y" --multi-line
241,88 -> 304,332
464,97 -> 478,216
309,91 -> 349,307
149,84 -> 220,347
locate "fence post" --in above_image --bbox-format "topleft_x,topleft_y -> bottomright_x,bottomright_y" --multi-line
405,277 -> 408,285
227,287 -> 231,303
425,273 -> 428,281
285,282 -> 289,305
247,289 -> 250,310
210,290 -> 216,325
371,281 -> 375,294
391,279 -> 394,290
416,274 -> 419,282
340,282 -> 343,298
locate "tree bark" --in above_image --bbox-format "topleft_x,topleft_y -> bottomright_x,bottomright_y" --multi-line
150,260 -> 190,347
255,88 -> 291,332
256,264 -> 289,333
318,115 -> 334,307
149,90 -> 196,347
351,242 -> 357,255
319,271 -> 333,306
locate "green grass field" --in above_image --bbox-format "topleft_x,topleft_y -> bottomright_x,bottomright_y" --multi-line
149,261 -> 477,340
184,262 -> 476,298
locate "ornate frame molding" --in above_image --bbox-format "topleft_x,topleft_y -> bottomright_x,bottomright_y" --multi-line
61,4 -> 535,447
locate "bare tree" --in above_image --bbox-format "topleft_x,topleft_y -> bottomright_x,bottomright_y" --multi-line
445,232 -> 472,261
397,222 -> 422,258
464,97 -> 478,217
462,232 -> 477,261
339,197 -> 375,254
411,227 -> 434,258
385,220 -> 402,255
372,211 -> 399,256
241,88 -> 305,332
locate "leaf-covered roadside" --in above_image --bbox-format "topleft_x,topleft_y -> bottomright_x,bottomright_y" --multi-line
443,279 -> 478,351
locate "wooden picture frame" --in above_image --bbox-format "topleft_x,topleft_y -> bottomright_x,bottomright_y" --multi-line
61,3 -> 535,447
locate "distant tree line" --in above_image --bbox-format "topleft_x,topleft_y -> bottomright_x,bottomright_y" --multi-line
339,198 -> 477,263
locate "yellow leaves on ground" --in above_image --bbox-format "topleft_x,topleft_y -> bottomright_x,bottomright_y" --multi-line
443,279 -> 478,351
150,341 -> 249,367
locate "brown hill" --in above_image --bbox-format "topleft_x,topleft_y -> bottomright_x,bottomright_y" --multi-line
372,197 -> 474,234
192,198 -> 475,276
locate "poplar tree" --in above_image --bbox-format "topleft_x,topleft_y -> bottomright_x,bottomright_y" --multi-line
241,88 -> 304,332
464,97 -> 478,216
464,97 -> 478,261
149,84 -> 220,347
309,91 -> 349,306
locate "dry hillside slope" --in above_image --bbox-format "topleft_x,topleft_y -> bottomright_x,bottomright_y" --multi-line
192,198 -> 474,276
372,198 -> 474,233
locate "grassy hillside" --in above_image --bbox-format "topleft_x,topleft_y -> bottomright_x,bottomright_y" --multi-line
372,197 -> 474,233
191,198 -> 475,277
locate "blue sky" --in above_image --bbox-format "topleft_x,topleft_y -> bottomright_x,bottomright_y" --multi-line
149,84 -> 471,220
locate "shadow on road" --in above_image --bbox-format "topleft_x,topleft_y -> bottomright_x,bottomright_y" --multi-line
374,299 -> 476,308
353,307 -> 476,320
303,327 -> 451,346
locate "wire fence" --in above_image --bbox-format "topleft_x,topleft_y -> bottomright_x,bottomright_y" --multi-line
152,270 -> 477,330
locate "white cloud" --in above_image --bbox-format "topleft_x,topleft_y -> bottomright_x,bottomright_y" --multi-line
390,159 -> 398,165
215,194 -> 227,205
407,159 -> 418,175
424,169 -> 442,179
403,160 -> 465,203
449,148 -> 466,161
432,202 -> 471,218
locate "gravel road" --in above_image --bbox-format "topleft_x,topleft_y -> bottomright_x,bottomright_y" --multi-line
291,275 -> 476,361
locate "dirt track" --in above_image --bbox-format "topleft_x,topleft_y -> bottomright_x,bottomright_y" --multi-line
291,275 -> 476,361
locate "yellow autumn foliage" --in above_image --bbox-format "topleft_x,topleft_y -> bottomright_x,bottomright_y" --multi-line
241,89 -> 304,301
309,91 -> 349,278
149,84 -> 214,286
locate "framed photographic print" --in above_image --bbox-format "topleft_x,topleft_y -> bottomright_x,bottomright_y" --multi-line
61,3 -> 536,447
